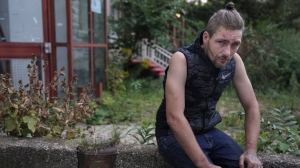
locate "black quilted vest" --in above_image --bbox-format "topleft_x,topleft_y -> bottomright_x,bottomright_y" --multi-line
155,32 -> 236,136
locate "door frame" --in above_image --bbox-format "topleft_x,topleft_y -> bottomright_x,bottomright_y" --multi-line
0,0 -> 53,86
0,0 -> 108,97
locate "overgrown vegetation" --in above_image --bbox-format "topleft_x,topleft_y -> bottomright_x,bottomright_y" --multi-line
0,55 -> 96,139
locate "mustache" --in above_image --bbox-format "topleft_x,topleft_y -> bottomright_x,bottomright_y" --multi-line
220,55 -> 230,60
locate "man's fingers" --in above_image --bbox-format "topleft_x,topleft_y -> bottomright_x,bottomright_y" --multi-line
239,155 -> 245,168
241,151 -> 263,168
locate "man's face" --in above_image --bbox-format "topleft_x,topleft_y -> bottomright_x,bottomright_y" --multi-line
202,26 -> 242,68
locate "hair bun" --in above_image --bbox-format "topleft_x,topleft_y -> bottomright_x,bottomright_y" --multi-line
225,2 -> 234,10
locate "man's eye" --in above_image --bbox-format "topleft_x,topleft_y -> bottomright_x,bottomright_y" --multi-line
219,41 -> 226,45
232,43 -> 240,48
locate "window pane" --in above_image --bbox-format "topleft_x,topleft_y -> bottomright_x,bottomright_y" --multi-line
54,0 -> 67,43
72,0 -> 90,43
0,58 -> 45,89
73,48 -> 90,89
93,0 -> 106,43
94,48 -> 106,85
56,47 -> 68,97
0,0 -> 43,42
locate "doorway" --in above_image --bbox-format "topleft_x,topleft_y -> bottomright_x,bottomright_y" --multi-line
0,0 -> 49,89
0,0 -> 108,97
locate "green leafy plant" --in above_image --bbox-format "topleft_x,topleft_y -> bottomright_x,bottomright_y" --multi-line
105,49 -> 128,95
130,80 -> 143,92
259,106 -> 300,155
0,55 -> 96,139
109,0 -> 196,51
128,119 -> 155,145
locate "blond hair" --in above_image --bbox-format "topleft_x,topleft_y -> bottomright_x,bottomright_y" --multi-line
206,2 -> 244,36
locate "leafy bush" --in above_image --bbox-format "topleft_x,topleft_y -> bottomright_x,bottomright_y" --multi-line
241,21 -> 300,94
0,55 -> 96,139
259,106 -> 300,155
109,0 -> 184,50
217,95 -> 300,156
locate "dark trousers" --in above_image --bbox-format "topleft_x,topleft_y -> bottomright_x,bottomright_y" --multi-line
156,128 -> 244,168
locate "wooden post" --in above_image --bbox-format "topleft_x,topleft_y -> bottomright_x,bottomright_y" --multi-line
95,82 -> 103,103
77,87 -> 84,97
142,38 -> 148,58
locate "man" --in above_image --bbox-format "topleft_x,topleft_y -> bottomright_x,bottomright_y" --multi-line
155,2 -> 263,168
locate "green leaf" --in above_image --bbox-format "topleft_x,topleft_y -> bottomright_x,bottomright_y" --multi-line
273,122 -> 283,126
279,142 -> 290,153
287,128 -> 299,136
5,118 -> 17,132
282,109 -> 292,116
283,115 -> 295,121
275,125 -> 285,130
285,121 -> 297,126
274,117 -> 282,121
23,116 -> 38,133
10,104 -> 19,117
52,125 -> 62,135
269,111 -> 280,116
291,150 -> 300,156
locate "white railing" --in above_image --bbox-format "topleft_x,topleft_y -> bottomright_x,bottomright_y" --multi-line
137,38 -> 172,70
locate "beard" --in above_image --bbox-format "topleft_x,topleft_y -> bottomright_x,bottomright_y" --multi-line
205,45 -> 230,69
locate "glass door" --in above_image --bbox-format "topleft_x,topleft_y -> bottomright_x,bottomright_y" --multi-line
0,0 -> 108,98
0,0 -> 51,88
71,0 -> 108,98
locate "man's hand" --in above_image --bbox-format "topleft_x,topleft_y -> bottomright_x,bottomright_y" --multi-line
239,151 -> 263,168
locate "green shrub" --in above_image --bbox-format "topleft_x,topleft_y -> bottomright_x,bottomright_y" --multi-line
259,106 -> 300,155
241,21 -> 300,94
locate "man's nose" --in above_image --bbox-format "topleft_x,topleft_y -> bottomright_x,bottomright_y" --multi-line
222,45 -> 231,57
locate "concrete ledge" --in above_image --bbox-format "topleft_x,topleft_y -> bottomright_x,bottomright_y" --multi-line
1,136 -> 300,168
0,136 -> 78,168
116,145 -> 300,168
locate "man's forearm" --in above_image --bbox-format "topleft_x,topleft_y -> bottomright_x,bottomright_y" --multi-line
244,108 -> 261,152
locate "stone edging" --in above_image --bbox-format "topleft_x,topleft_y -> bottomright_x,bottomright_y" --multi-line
0,136 -> 300,168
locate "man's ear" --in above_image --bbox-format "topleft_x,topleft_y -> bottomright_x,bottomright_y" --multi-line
203,31 -> 210,44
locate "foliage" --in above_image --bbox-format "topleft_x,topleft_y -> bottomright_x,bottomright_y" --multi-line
218,105 -> 300,156
239,22 -> 300,94
259,106 -> 300,155
128,119 -> 155,145
77,125 -> 122,153
218,89 -> 300,155
87,76 -> 163,125
195,0 -> 300,29
106,49 -> 128,95
0,55 -> 95,139
106,65 -> 126,95
140,59 -> 152,69
109,0 -> 202,51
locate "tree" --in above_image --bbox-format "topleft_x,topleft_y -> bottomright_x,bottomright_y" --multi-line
109,0 -> 204,51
